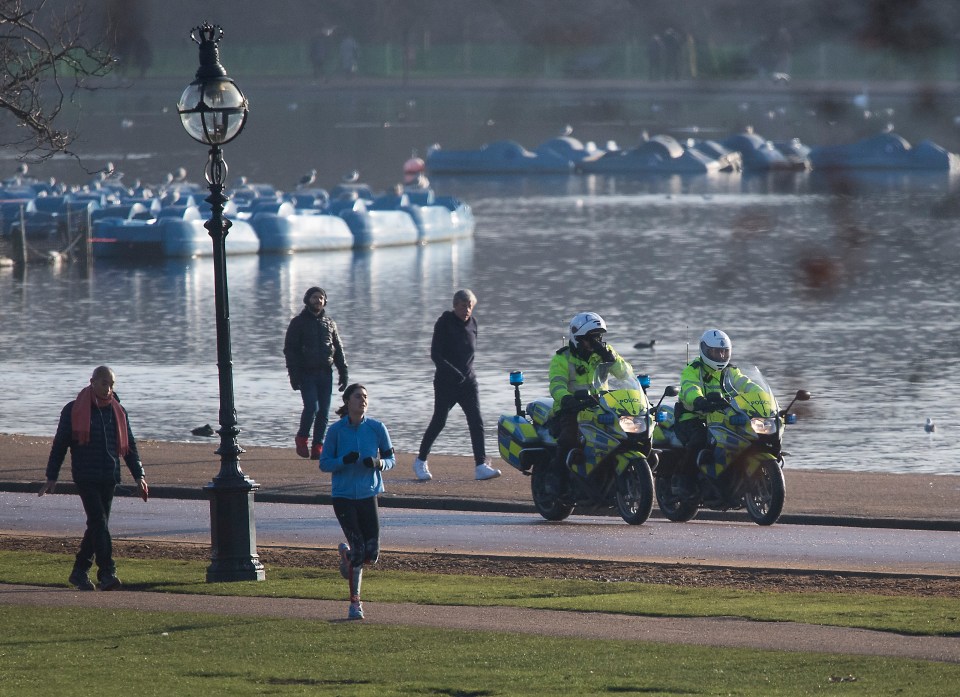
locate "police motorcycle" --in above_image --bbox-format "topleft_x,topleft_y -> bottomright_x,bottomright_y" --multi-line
652,365 -> 811,526
497,361 -> 664,525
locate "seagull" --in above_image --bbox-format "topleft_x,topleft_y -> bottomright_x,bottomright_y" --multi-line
924,418 -> 936,433
296,168 -> 317,189
633,339 -> 657,350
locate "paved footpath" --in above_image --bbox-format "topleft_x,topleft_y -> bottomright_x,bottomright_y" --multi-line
2,433 -> 958,526
3,584 -> 959,663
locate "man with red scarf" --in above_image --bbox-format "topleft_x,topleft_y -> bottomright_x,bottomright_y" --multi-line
40,366 -> 149,591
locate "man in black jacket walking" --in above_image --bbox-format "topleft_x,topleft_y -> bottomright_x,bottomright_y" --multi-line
412,289 -> 500,482
40,366 -> 149,591
284,286 -> 349,459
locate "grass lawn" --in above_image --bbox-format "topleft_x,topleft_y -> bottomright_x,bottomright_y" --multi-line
2,550 -> 960,696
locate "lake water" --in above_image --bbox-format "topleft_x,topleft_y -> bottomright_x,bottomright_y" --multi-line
2,84 -> 959,475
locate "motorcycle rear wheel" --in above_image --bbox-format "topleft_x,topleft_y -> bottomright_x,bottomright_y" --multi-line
615,459 -> 654,525
654,474 -> 700,522
531,464 -> 574,521
744,459 -> 785,526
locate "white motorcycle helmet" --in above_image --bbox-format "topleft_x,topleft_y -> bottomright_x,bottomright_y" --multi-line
569,312 -> 607,348
699,329 -> 732,371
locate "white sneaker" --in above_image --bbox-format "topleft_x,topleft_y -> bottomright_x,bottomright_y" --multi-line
475,460 -> 501,480
413,457 -> 432,481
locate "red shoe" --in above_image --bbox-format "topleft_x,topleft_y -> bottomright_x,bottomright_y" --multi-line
295,436 -> 309,458
311,443 -> 323,459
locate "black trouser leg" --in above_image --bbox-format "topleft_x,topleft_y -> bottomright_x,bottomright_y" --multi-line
75,480 -> 116,579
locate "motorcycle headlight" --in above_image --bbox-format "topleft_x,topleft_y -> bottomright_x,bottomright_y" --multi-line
750,417 -> 777,435
620,415 -> 644,434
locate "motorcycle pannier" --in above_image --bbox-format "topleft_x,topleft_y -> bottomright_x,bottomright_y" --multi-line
497,415 -> 542,471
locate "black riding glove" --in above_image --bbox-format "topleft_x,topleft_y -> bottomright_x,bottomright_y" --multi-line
338,372 -> 348,392
595,342 -> 615,363
705,392 -> 728,411
342,451 -> 360,465
362,456 -> 383,471
561,394 -> 580,412
692,396 -> 710,413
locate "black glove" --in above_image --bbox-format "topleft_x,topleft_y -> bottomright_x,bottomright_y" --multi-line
595,342 -> 615,363
338,372 -> 348,392
692,396 -> 710,413
342,451 -> 359,465
289,375 -> 300,391
705,392 -> 729,411
362,456 -> 383,471
560,394 -> 580,412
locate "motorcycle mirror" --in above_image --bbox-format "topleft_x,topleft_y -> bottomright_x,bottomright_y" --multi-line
663,385 -> 679,397
509,371 -> 524,386
782,389 -> 811,414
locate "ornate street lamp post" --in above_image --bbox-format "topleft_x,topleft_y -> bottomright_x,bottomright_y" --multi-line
177,23 -> 264,582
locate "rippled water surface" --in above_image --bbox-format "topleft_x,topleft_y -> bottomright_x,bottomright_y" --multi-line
3,171 -> 960,475
3,86 -> 960,474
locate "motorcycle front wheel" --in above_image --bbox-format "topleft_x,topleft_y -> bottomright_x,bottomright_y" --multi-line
615,459 -> 654,525
531,464 -> 574,521
744,459 -> 785,526
654,474 -> 700,522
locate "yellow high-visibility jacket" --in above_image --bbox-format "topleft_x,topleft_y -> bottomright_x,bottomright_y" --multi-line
548,343 -> 629,416
677,358 -> 749,422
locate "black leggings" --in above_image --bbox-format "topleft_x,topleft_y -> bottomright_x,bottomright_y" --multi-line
332,496 -> 380,567
418,376 -> 485,463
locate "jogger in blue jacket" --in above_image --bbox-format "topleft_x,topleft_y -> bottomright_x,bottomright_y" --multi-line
319,383 -> 395,619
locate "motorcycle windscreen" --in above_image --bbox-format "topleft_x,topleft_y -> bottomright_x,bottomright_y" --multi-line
592,361 -> 649,415
724,365 -> 778,417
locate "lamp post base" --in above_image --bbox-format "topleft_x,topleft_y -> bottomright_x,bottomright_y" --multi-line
204,477 -> 265,582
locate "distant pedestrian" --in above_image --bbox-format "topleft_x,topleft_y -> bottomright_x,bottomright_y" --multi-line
340,35 -> 359,76
320,383 -> 396,620
412,289 -> 500,482
310,27 -> 334,79
284,286 -> 349,460
647,33 -> 665,81
663,28 -> 683,80
39,366 -> 149,591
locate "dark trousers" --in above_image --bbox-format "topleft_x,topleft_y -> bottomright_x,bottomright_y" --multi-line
298,369 -> 333,445
551,410 -> 580,467
74,480 -> 116,580
418,376 -> 485,463
674,418 -> 709,471
332,496 -> 380,567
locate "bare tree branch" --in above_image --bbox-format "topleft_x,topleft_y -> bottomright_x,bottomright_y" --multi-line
0,0 -> 115,160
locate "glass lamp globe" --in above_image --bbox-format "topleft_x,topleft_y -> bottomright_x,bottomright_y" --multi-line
178,76 -> 248,146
